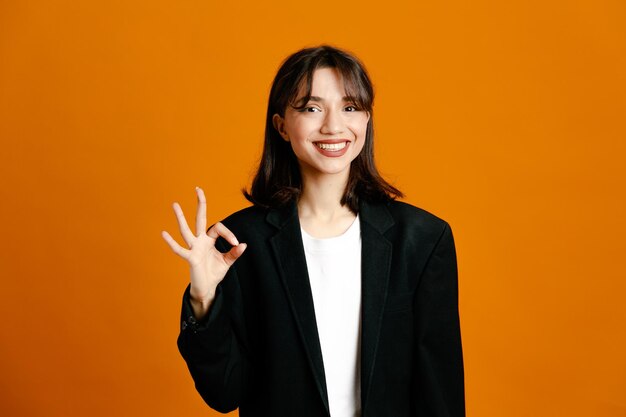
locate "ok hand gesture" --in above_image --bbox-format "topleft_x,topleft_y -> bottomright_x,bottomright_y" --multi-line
162,187 -> 246,319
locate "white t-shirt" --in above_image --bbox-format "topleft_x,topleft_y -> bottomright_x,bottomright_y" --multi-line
301,214 -> 362,417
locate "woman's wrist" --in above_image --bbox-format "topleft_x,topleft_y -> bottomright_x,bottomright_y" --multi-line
189,287 -> 216,320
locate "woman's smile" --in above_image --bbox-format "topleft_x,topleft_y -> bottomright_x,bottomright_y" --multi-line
313,139 -> 351,156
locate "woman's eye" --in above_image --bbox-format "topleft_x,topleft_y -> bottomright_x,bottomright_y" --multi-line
303,106 -> 321,112
345,105 -> 358,112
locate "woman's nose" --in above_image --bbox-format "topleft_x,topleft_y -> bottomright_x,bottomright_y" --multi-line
320,108 -> 345,135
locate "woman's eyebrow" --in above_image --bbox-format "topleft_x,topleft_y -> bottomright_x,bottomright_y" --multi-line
308,96 -> 353,102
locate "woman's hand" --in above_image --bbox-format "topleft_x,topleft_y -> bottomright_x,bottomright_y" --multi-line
162,187 -> 247,319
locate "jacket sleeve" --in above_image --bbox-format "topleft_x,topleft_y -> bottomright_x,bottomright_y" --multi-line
176,237 -> 248,414
412,222 -> 465,416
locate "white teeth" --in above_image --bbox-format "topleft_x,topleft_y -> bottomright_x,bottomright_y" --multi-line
315,142 -> 347,151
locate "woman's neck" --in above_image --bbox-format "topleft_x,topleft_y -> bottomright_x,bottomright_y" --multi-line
297,168 -> 356,238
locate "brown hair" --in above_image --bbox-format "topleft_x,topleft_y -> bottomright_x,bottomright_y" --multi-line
243,44 -> 403,212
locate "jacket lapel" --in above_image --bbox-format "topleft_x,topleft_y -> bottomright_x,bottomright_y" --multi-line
267,199 -> 330,414
266,199 -> 395,414
358,199 -> 395,411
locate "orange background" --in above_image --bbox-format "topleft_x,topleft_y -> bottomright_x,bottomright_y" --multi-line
1,0 -> 625,416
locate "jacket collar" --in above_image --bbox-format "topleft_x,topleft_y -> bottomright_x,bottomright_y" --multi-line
266,198 -> 395,233
266,198 -> 395,414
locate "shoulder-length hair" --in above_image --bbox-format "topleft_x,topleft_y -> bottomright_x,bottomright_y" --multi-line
243,44 -> 403,213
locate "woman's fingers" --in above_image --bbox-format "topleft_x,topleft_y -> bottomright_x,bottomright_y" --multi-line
195,187 -> 207,237
206,221 -> 240,247
223,242 -> 247,267
161,230 -> 189,258
172,202 -> 195,246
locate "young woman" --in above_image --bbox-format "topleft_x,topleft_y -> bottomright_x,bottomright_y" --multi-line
162,45 -> 465,417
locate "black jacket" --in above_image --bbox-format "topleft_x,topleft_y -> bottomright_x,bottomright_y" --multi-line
177,198 -> 465,416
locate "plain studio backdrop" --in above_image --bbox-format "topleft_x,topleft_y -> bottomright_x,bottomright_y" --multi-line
1,1 -> 625,416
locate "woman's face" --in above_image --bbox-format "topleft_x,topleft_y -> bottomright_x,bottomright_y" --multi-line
273,67 -> 370,181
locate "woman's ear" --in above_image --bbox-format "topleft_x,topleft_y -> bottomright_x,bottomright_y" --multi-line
272,114 -> 289,142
